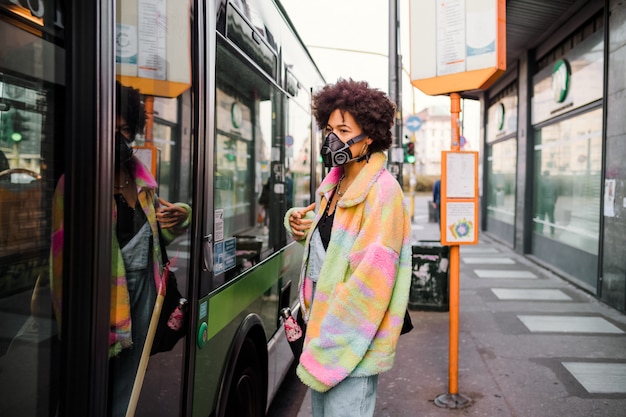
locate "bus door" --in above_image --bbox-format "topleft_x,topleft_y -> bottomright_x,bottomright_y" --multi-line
191,6 -> 294,413
111,1 -> 198,416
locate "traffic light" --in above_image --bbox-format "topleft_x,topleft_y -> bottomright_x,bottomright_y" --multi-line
405,141 -> 416,164
1,109 -> 26,143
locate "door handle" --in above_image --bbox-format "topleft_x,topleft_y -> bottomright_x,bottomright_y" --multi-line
202,234 -> 213,272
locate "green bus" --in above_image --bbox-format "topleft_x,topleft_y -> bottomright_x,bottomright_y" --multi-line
0,1 -> 325,416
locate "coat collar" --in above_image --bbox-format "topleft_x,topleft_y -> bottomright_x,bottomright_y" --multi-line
129,155 -> 158,190
317,152 -> 387,208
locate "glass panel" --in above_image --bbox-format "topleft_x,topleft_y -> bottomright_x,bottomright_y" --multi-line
212,40 -> 282,288
533,108 -> 603,254
112,2 -> 193,416
0,5 -> 64,416
286,82 -> 313,209
532,29 -> 604,125
486,139 -> 517,225
486,93 -> 517,143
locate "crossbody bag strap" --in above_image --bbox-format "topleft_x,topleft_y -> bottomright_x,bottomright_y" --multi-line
157,225 -> 170,267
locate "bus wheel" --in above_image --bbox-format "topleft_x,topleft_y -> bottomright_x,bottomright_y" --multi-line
225,338 -> 265,417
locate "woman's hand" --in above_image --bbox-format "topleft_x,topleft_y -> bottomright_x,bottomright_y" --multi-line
157,197 -> 189,229
289,203 -> 316,240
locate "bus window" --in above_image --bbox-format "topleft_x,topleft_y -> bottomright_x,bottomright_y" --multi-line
286,79 -> 315,208
111,1 -> 193,417
0,7 -> 64,415
126,91 -> 194,417
213,40 -> 285,287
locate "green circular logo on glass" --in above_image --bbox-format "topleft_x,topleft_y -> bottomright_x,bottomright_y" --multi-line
231,102 -> 243,128
496,102 -> 505,131
551,59 -> 570,103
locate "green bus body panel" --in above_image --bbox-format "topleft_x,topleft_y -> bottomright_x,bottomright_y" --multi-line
192,242 -> 303,417
207,258 -> 280,340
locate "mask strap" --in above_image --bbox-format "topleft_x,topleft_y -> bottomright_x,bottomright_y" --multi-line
345,133 -> 367,146
350,134 -> 370,163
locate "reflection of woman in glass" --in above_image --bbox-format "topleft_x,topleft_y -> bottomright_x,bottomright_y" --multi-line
50,82 -> 191,416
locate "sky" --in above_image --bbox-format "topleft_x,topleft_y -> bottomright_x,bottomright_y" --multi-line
280,0 -> 481,148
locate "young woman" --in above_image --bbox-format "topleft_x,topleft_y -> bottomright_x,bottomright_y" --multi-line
285,78 -> 411,416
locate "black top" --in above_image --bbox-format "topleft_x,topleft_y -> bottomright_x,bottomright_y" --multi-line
318,192 -> 336,250
114,192 -> 148,248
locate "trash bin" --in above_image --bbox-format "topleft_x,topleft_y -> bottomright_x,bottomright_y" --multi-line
408,241 -> 449,311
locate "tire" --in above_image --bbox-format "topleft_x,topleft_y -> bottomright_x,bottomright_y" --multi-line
224,338 -> 265,417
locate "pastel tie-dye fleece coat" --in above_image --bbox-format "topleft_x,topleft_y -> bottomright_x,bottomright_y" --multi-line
284,152 -> 412,393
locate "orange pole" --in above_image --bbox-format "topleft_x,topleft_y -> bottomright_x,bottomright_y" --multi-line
144,95 -> 154,145
449,92 -> 461,394
450,93 -> 461,151
435,92 -> 470,409
448,245 -> 460,394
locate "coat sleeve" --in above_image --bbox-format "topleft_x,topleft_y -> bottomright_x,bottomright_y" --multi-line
158,200 -> 192,245
297,181 -> 409,391
283,207 -> 316,245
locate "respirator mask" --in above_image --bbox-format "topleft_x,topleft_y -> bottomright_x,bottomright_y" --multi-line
320,132 -> 368,168
115,131 -> 134,167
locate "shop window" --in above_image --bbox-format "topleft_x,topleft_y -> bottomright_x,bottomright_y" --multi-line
486,139 -> 517,225
532,107 -> 602,254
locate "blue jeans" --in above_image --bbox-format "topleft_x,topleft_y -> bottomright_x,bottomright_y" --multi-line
109,223 -> 155,417
311,375 -> 378,417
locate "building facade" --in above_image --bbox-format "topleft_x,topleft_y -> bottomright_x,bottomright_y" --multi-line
413,105 -> 450,176
481,0 -> 625,312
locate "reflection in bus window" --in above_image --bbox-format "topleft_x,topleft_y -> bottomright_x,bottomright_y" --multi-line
131,88 -> 194,417
213,40 -> 282,286
286,81 -> 315,209
113,1 -> 194,416
1,0 -> 324,415
0,68 -> 59,417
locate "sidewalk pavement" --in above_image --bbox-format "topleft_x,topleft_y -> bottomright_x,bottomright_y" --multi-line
295,193 -> 626,417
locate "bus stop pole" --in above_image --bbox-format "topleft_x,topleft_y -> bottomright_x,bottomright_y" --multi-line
435,92 -> 470,408
449,93 -> 461,395
448,245 -> 461,394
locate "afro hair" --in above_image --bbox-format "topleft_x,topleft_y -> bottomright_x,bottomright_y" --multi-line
312,78 -> 396,153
